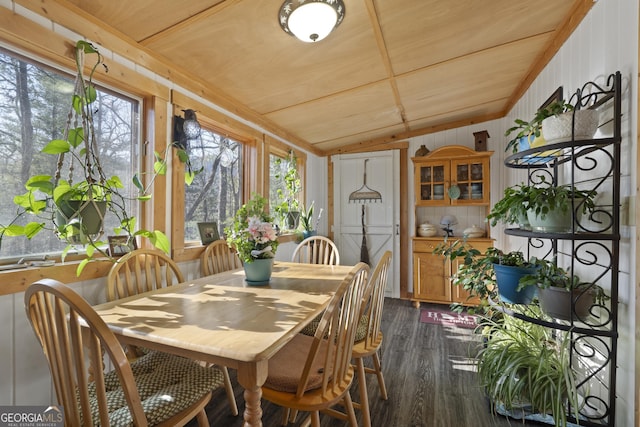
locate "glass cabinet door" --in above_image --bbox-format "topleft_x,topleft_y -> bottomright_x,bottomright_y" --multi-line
416,162 -> 449,205
451,159 -> 488,204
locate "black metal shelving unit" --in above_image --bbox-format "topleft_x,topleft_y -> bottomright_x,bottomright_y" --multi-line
494,71 -> 621,427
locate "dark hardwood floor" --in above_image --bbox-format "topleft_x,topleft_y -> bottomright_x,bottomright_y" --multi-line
190,298 -> 540,427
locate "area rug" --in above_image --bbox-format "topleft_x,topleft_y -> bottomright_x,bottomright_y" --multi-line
420,306 -> 478,329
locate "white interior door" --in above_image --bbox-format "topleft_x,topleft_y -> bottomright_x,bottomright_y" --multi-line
333,151 -> 400,298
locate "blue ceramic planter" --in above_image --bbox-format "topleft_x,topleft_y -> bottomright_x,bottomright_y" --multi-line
302,230 -> 317,240
493,263 -> 538,304
243,258 -> 274,285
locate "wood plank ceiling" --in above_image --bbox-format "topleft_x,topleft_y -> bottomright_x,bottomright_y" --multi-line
58,0 -> 591,155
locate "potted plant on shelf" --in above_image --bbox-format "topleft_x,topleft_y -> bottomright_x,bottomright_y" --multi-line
0,40 -> 193,275
486,183 -> 533,230
224,193 -> 279,285
273,150 -> 302,230
477,312 -> 582,427
525,177 -> 597,233
518,257 -> 607,320
541,100 -> 600,143
504,100 -> 574,154
490,250 -> 538,305
433,241 -> 538,310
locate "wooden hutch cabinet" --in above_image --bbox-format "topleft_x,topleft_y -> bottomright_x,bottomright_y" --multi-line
412,145 -> 493,307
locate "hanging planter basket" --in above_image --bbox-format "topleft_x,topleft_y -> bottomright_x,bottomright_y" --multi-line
56,199 -> 107,243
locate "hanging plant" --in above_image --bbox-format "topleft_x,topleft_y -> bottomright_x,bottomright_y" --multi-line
0,40 -> 192,275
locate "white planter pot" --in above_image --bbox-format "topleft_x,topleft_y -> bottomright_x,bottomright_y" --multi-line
542,110 -> 599,143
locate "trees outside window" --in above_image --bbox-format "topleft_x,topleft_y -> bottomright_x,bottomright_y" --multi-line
184,128 -> 242,242
0,49 -> 138,259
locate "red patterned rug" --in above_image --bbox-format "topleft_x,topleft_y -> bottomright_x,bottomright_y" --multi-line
420,306 -> 478,329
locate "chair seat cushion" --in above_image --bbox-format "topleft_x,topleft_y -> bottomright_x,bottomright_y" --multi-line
85,350 -> 223,426
264,334 -> 330,393
301,313 -> 369,342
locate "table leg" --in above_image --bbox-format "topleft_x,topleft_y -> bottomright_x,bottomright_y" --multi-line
236,360 -> 268,427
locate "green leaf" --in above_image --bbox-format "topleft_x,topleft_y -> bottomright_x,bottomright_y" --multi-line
25,175 -> 54,194
85,85 -> 97,104
132,174 -> 144,191
185,170 -> 195,186
151,230 -> 170,253
42,139 -> 71,154
76,258 -> 91,276
61,245 -> 72,262
72,94 -> 83,115
68,127 -> 84,148
24,222 -> 45,238
107,175 -> 124,189
1,224 -> 25,236
86,244 -> 96,257
154,160 -> 167,175
76,40 -> 98,54
176,149 -> 189,163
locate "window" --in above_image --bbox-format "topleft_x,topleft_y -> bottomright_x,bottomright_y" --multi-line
184,127 -> 242,242
0,49 -> 139,260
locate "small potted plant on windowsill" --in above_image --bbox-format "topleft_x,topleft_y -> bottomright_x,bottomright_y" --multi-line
0,40 -> 193,275
298,201 -> 323,240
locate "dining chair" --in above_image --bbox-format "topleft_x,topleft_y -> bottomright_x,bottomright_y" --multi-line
199,240 -> 242,415
107,248 -> 184,301
351,251 -> 393,427
107,248 -> 239,416
291,235 -> 340,266
24,278 -> 222,427
261,262 -> 370,427
201,239 -> 242,276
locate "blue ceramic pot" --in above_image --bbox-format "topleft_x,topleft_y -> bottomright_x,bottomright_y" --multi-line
493,263 -> 538,304
243,258 -> 274,285
302,230 -> 317,239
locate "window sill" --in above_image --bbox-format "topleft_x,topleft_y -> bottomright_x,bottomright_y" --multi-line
0,258 -> 114,297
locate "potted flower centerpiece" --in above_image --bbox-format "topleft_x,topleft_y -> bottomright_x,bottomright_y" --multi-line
225,193 -> 279,284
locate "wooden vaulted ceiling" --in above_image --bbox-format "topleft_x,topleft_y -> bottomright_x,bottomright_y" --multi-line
27,0 -> 592,156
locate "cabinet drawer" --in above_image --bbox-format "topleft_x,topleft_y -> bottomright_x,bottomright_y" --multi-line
413,239 -> 444,252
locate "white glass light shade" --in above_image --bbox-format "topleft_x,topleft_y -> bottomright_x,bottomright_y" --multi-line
279,0 -> 345,43
289,3 -> 337,42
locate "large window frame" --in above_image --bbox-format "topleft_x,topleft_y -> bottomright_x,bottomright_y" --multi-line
0,47 -> 144,261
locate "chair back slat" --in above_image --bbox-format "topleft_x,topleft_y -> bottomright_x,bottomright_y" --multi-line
362,251 -> 392,348
107,249 -> 184,301
296,262 -> 369,398
25,279 -> 148,427
202,240 -> 242,275
291,236 -> 340,265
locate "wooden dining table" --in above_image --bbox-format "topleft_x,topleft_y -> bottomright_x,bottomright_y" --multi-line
91,261 -> 355,427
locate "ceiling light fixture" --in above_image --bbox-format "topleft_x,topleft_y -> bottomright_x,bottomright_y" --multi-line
279,0 -> 345,43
